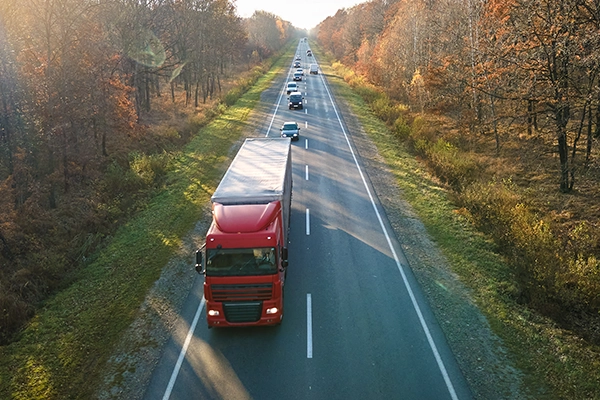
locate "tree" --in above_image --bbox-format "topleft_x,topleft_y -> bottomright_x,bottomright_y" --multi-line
486,0 -> 583,192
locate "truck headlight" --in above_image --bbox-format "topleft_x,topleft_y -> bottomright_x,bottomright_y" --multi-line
266,307 -> 278,314
208,309 -> 220,316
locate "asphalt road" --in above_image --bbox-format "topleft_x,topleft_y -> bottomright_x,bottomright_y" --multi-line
142,40 -> 473,400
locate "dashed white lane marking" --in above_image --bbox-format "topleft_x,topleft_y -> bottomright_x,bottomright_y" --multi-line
307,293 -> 313,359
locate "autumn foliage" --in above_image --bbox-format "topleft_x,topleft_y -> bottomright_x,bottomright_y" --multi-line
0,0 -> 295,344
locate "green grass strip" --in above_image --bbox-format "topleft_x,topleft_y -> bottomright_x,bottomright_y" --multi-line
0,44 -> 293,399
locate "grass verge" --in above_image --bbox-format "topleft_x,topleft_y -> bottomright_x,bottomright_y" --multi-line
0,44 -> 294,399
315,46 -> 600,399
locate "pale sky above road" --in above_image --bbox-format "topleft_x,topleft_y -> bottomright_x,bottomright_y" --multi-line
235,0 -> 365,31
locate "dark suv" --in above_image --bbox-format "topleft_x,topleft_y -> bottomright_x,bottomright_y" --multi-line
288,92 -> 303,109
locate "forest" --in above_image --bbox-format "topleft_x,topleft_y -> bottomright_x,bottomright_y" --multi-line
316,0 -> 600,349
0,0 -> 296,344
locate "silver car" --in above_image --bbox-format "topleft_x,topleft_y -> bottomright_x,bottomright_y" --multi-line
286,82 -> 298,94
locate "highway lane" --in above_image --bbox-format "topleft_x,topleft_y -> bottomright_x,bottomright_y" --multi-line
143,40 -> 472,400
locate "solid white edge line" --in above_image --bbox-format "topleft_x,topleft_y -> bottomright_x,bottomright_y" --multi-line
306,208 -> 310,236
319,72 -> 460,400
162,297 -> 206,400
307,293 -> 313,358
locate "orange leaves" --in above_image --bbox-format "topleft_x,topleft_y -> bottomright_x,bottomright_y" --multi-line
485,0 -> 517,20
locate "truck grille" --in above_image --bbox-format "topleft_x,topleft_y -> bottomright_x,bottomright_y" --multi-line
223,302 -> 262,323
210,283 -> 273,302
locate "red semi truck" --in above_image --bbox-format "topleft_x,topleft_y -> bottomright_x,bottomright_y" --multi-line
195,137 -> 292,327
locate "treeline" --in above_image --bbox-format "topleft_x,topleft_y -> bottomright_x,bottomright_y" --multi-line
317,0 -> 600,343
318,0 -> 600,193
0,0 -> 296,344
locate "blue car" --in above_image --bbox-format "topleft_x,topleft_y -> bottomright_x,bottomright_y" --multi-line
280,121 -> 300,141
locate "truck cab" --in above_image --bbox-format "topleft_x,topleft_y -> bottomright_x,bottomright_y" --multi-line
199,202 -> 288,327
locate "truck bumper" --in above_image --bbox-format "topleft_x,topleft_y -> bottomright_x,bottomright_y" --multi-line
205,299 -> 283,327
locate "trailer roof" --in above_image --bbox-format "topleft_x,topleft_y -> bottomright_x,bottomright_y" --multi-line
211,138 -> 291,205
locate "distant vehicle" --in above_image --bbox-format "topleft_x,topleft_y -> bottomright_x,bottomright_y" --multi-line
310,64 -> 319,74
306,49 -> 312,56
293,71 -> 302,81
295,55 -> 301,60
293,61 -> 301,68
286,82 -> 298,94
280,121 -> 300,141
296,68 -> 304,75
288,91 -> 304,110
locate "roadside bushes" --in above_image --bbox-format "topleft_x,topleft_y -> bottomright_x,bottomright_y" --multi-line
223,63 -> 269,106
129,152 -> 169,188
413,137 -> 478,190
333,60 -> 478,190
459,181 -> 600,329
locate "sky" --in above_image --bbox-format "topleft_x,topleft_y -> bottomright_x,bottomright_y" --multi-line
235,0 -> 365,31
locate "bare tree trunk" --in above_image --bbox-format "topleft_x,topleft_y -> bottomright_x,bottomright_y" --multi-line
586,103 -> 599,166
206,75 -> 211,101
0,93 -> 14,173
62,127 -> 69,193
467,0 -> 480,121
144,74 -> 151,112
570,101 -> 589,190
527,100 -> 535,135
132,63 -> 141,118
557,106 -> 570,192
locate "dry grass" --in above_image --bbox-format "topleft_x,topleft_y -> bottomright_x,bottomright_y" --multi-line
426,115 -> 600,344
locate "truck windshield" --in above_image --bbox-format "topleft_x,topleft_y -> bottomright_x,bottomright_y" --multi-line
206,247 -> 277,276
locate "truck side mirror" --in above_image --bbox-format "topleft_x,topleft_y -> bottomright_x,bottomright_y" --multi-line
281,248 -> 288,268
195,248 -> 205,274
